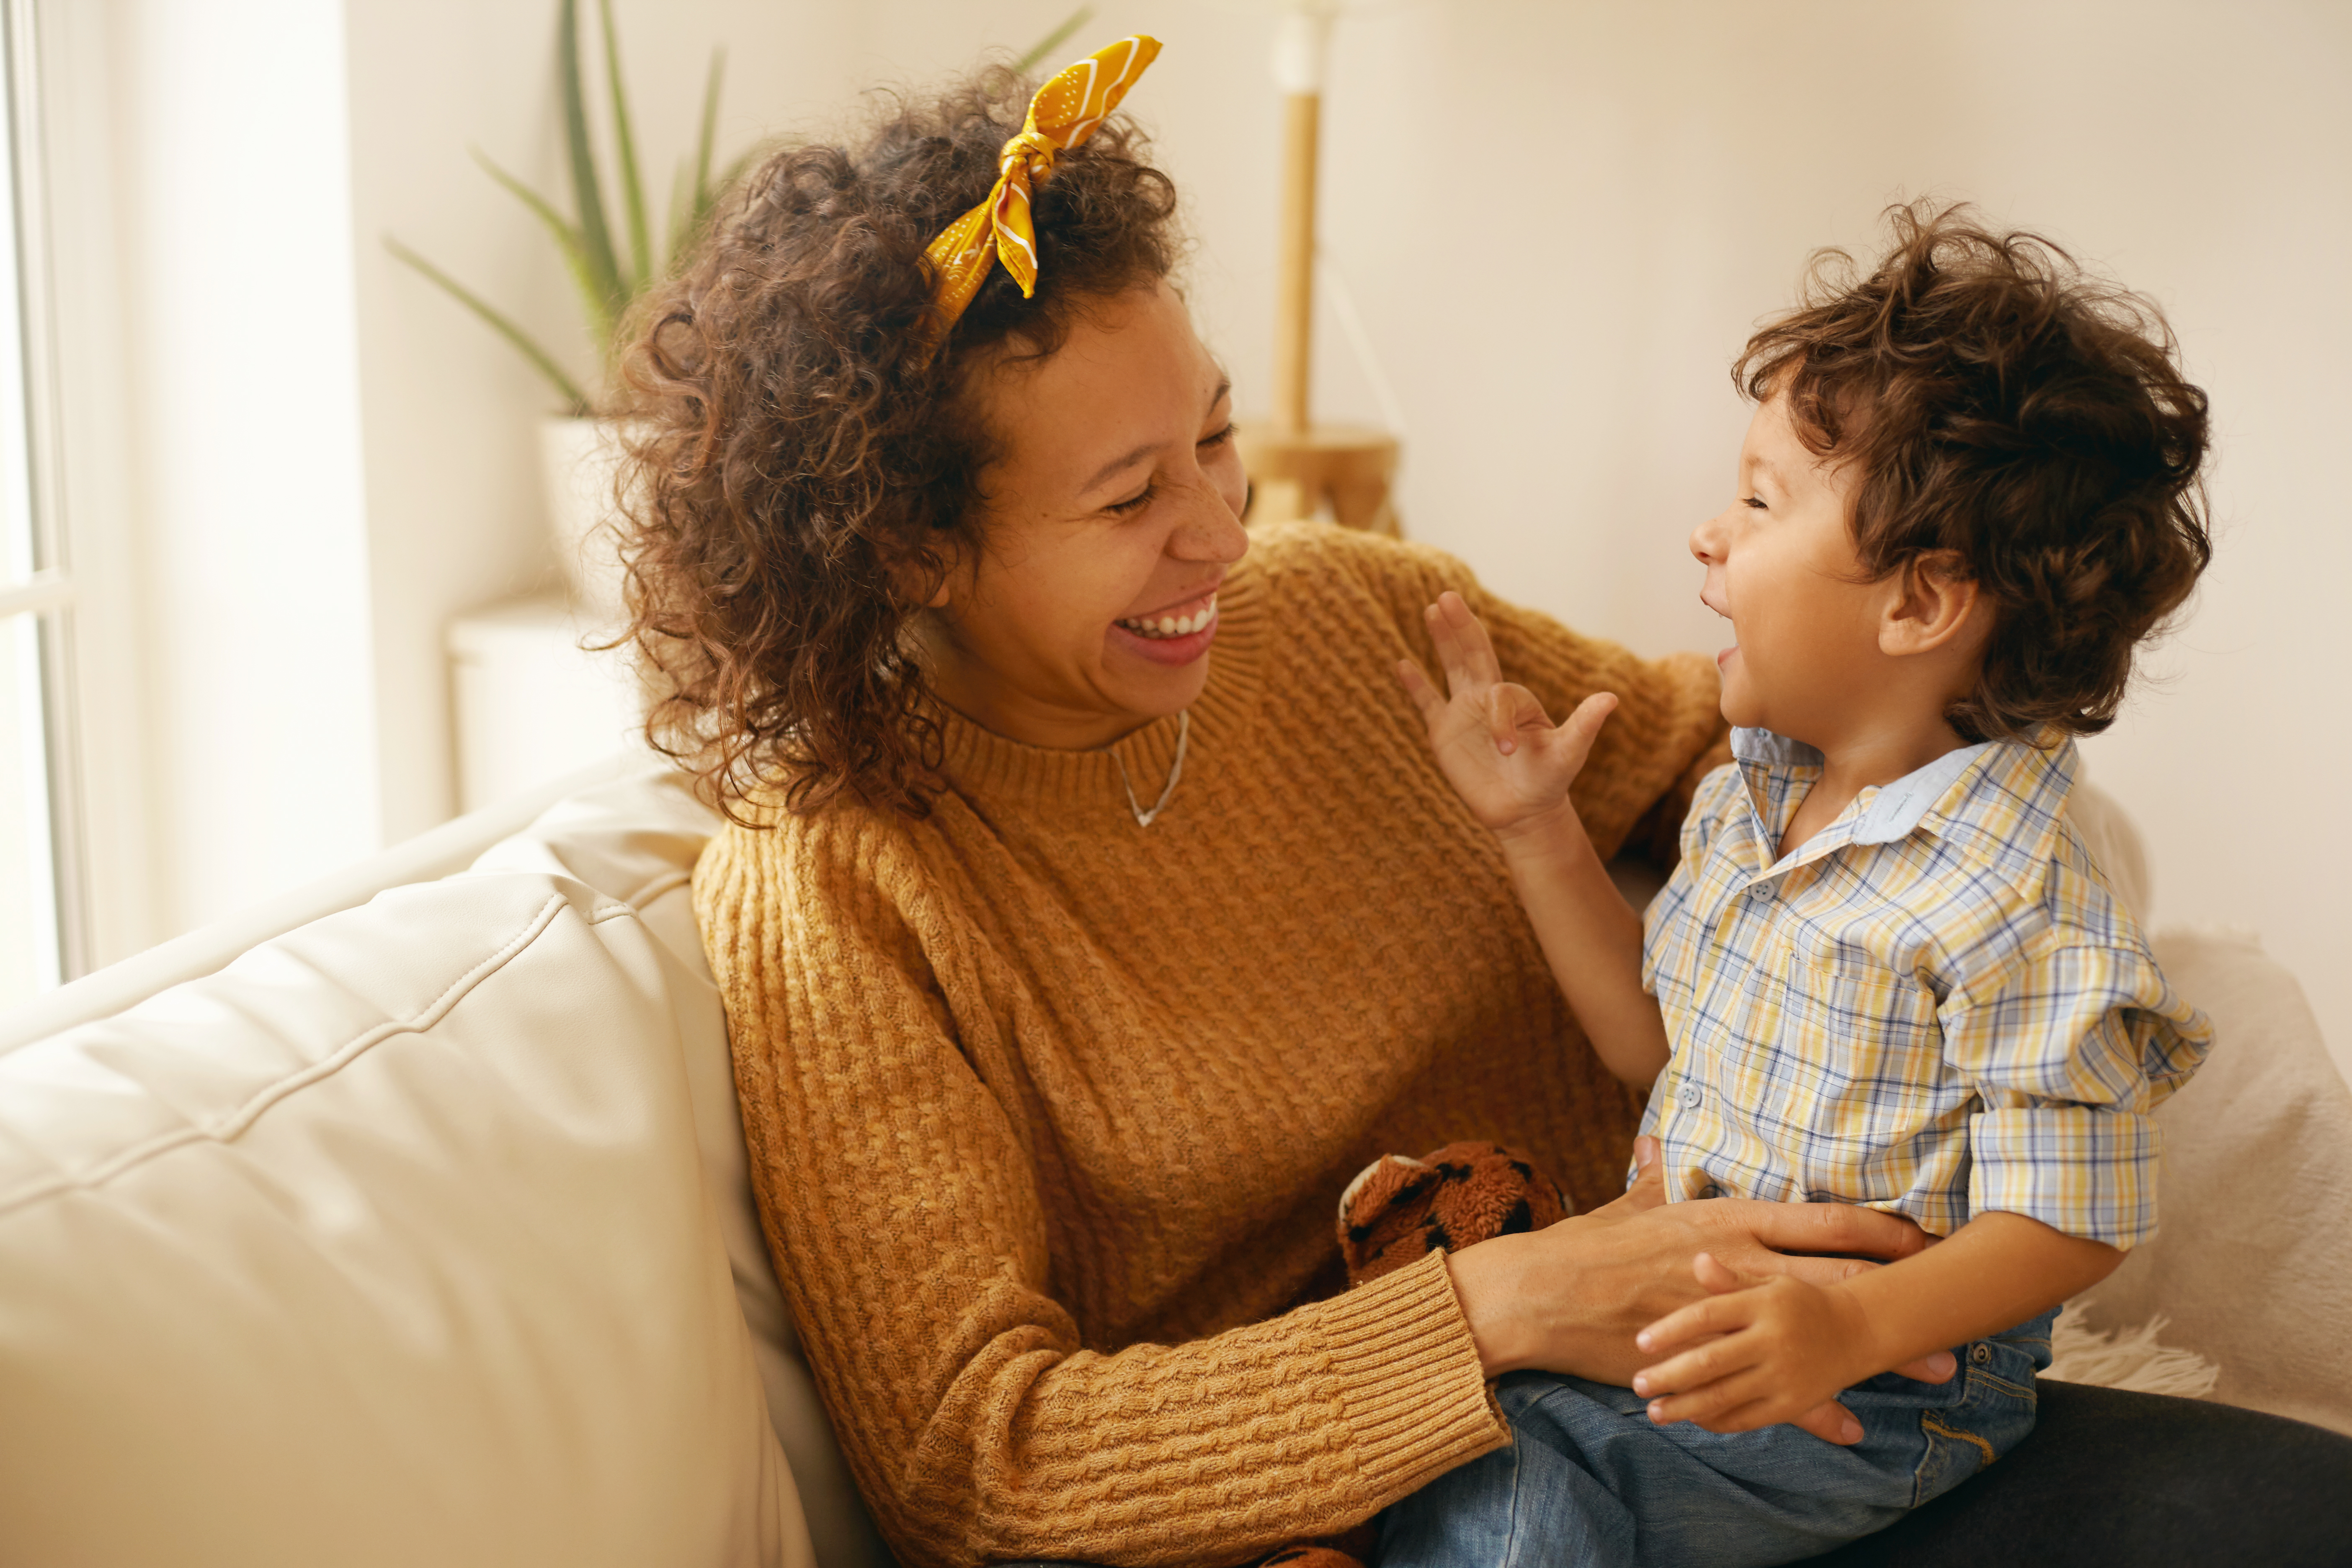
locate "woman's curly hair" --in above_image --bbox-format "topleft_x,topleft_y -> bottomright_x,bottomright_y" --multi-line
614,70 -> 1179,823
1735,201 -> 2212,745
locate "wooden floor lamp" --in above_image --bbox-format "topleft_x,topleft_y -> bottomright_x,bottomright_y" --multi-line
1234,2 -> 1401,535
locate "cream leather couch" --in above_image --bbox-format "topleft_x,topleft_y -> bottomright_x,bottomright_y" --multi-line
1,761 -> 2345,1568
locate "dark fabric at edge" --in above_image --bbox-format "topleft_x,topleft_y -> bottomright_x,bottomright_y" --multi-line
986,1385 -> 2352,1568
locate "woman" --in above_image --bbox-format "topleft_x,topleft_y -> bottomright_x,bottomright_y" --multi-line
619,53 -> 2351,1568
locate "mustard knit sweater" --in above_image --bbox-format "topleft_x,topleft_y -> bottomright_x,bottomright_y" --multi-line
696,524 -> 1725,1568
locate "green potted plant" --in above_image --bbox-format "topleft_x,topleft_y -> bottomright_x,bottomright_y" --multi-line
391,2 -> 1094,617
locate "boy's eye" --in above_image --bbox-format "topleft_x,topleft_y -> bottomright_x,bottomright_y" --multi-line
1743,495 -> 1769,511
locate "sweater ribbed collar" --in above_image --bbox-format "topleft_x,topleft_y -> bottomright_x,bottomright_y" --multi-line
936,555 -> 1270,810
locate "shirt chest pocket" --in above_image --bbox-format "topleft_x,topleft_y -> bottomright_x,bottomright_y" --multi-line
1767,933 -> 1947,1121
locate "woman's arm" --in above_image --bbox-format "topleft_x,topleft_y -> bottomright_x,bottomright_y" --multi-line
1447,1139 -> 1958,1444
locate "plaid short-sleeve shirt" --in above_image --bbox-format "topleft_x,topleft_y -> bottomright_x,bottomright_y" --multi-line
1638,728 -> 2210,1250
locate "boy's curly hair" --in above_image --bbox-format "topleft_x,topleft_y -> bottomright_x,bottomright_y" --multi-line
1735,201 -> 2211,744
614,71 -> 1179,823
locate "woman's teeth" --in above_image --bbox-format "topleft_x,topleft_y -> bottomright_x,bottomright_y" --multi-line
1117,597 -> 1216,640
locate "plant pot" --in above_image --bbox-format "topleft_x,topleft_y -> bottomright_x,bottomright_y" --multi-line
538,415 -> 634,623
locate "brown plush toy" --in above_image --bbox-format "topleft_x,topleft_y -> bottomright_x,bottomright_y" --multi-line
1248,1142 -> 1575,1568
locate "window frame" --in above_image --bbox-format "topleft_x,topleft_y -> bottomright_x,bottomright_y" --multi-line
6,0 -> 158,982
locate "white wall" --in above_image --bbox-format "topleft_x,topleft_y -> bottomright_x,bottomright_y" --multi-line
342,0 -> 862,845
105,0 -> 380,939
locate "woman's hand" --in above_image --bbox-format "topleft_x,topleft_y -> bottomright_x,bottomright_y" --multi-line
1446,1139 -> 1958,1445
1398,592 -> 1619,844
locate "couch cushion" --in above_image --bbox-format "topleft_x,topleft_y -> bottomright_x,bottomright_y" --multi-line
0,872 -> 810,1568
467,769 -> 888,1568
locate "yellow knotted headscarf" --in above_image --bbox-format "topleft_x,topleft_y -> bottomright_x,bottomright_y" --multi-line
922,35 -> 1162,341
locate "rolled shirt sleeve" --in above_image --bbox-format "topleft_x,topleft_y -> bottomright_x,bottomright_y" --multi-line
1942,936 -> 2214,1250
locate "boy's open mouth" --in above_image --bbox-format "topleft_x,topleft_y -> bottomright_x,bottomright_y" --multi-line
1700,593 -> 1738,669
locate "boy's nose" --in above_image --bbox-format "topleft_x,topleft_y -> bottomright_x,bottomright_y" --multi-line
1689,506 -> 1731,565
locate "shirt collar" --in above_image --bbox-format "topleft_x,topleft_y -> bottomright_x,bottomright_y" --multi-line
1730,725 -> 2078,860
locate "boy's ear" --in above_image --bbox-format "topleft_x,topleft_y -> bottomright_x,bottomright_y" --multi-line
1877,551 -> 1988,659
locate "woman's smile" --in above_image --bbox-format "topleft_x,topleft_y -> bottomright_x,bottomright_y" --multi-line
1111,587 -> 1220,664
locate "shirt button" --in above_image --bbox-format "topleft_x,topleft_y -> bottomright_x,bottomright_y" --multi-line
1747,882 -> 1774,901
1677,1081 -> 1704,1109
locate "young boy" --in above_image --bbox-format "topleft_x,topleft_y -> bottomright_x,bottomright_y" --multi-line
1383,205 -> 2215,1565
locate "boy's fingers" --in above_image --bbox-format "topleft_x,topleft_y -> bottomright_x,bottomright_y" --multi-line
1434,591 -> 1504,685
1632,1330 -> 1755,1398
1645,1367 -> 1769,1427
1423,603 -> 1463,695
1636,1288 -> 1750,1356
1425,601 -> 1480,698
1483,688 -> 1516,755
1395,658 -> 1445,724
1556,692 -> 1619,761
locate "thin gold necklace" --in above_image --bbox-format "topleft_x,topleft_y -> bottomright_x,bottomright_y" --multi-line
1110,711 -> 1188,828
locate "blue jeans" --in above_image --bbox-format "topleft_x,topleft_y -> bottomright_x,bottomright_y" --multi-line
1376,1310 -> 2055,1568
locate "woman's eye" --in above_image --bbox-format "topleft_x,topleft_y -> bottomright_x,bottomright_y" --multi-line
1108,484 -> 1157,516
1199,423 -> 1237,449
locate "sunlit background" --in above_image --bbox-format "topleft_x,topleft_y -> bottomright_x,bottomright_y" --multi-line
3,0 -> 2346,1075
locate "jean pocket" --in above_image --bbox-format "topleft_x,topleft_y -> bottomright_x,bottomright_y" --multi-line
1911,1407 -> 2001,1506
1909,1335 -> 2043,1506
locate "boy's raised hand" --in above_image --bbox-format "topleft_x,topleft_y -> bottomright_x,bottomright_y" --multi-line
1397,591 -> 1619,841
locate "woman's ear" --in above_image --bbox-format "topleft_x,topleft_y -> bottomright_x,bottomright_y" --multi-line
1877,552 -> 1986,660
891,544 -> 960,613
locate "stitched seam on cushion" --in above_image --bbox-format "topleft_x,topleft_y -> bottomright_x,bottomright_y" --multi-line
614,868 -> 691,910
0,890 -> 589,1217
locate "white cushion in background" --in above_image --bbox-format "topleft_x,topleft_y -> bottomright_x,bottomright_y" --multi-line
0,868 -> 808,1567
2080,926 -> 2352,1436
2065,777 -> 2151,921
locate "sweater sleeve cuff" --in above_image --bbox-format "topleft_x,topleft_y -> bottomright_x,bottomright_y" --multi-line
1315,1249 -> 1509,1499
